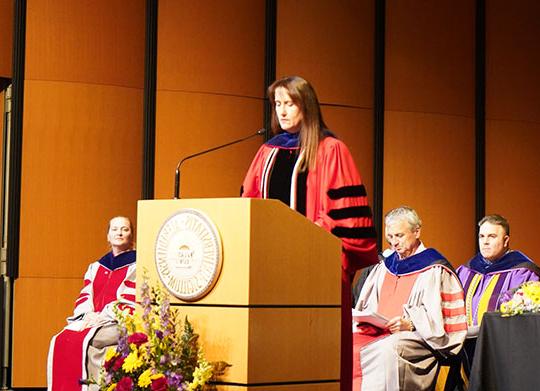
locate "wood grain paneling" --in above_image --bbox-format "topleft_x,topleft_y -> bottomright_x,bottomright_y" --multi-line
386,0 -> 474,116
485,120 -> 540,261
155,0 -> 266,199
157,0 -> 265,96
13,0 -> 145,386
276,0 -> 375,214
0,0 -> 13,77
25,0 -> 144,87
486,0 -> 540,123
384,1 -> 475,266
155,306 -> 340,384
277,0 -> 374,108
485,1 -> 540,263
137,198 -> 341,306
12,277 -> 87,387
19,81 -> 142,278
154,91 -> 262,199
383,112 -> 475,266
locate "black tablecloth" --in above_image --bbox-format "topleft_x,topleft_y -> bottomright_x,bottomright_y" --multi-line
469,312 -> 540,391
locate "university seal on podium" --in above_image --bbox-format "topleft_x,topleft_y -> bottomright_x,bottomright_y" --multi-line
154,208 -> 223,301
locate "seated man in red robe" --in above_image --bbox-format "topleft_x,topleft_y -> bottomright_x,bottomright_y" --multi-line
353,206 -> 467,390
47,216 -> 136,391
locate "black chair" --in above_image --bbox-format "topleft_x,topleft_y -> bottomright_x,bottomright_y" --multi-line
436,349 -> 468,391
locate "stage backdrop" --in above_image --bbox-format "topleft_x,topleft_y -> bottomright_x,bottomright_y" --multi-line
3,0 -> 540,387
11,0 -> 145,386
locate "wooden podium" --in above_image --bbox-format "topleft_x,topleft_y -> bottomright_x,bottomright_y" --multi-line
137,198 -> 342,390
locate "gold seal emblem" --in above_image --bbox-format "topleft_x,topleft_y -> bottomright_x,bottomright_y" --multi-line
155,208 -> 223,301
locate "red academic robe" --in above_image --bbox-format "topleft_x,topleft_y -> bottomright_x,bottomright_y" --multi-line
242,135 -> 378,391
47,251 -> 136,391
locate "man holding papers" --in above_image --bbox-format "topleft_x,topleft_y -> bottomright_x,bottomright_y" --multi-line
353,206 -> 467,390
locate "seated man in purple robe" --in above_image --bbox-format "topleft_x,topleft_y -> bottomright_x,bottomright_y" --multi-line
456,214 -> 540,370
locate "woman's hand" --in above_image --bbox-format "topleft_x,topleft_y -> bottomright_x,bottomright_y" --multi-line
385,316 -> 414,334
81,312 -> 101,328
81,311 -> 110,328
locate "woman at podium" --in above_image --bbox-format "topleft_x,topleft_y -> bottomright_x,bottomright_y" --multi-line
47,216 -> 136,390
242,75 -> 378,391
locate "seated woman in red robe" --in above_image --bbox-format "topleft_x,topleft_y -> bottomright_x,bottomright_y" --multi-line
47,216 -> 136,391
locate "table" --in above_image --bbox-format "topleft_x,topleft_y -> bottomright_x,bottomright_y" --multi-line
469,312 -> 540,391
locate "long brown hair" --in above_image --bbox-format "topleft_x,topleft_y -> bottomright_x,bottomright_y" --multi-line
268,76 -> 327,171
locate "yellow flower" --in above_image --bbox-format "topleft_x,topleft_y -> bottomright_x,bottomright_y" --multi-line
151,373 -> 165,380
133,313 -> 145,333
105,347 -> 117,362
122,351 -> 143,373
106,384 -> 117,391
187,360 -> 213,390
138,368 -> 153,387
138,347 -> 148,361
523,283 -> 540,304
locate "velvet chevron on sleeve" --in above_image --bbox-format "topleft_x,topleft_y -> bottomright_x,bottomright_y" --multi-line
242,134 -> 378,273
242,132 -> 378,391
309,137 -> 378,274
48,250 -> 136,391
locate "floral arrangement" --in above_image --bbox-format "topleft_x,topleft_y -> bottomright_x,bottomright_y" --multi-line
90,277 -> 228,390
499,281 -> 540,317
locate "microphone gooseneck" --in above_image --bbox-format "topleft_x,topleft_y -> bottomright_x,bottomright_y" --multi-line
174,128 -> 266,199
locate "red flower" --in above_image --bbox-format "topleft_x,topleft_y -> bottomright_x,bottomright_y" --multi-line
127,332 -> 148,346
116,376 -> 134,391
104,357 -> 114,371
113,356 -> 125,371
151,376 -> 168,391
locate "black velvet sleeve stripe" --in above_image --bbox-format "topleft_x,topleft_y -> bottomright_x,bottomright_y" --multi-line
331,226 -> 377,239
328,206 -> 372,220
327,185 -> 367,200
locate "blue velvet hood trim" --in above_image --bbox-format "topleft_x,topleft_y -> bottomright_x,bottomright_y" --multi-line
384,248 -> 448,275
98,250 -> 136,271
266,129 -> 336,148
266,131 -> 300,148
468,250 -> 533,274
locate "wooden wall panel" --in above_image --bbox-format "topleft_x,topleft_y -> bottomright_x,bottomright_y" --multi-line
277,0 -> 373,107
13,0 -> 145,386
385,0 -> 474,115
486,121 -> 540,260
485,0 -> 540,124
485,0 -> 540,262
25,0 -> 144,86
154,92 -> 263,199
154,0 -> 265,198
276,0 -> 375,202
0,0 -> 13,77
384,113 -> 475,264
384,1 -> 475,265
157,0 -> 264,96
19,81 -> 143,278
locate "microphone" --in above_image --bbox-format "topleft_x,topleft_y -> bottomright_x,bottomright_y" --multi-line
174,128 -> 266,199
